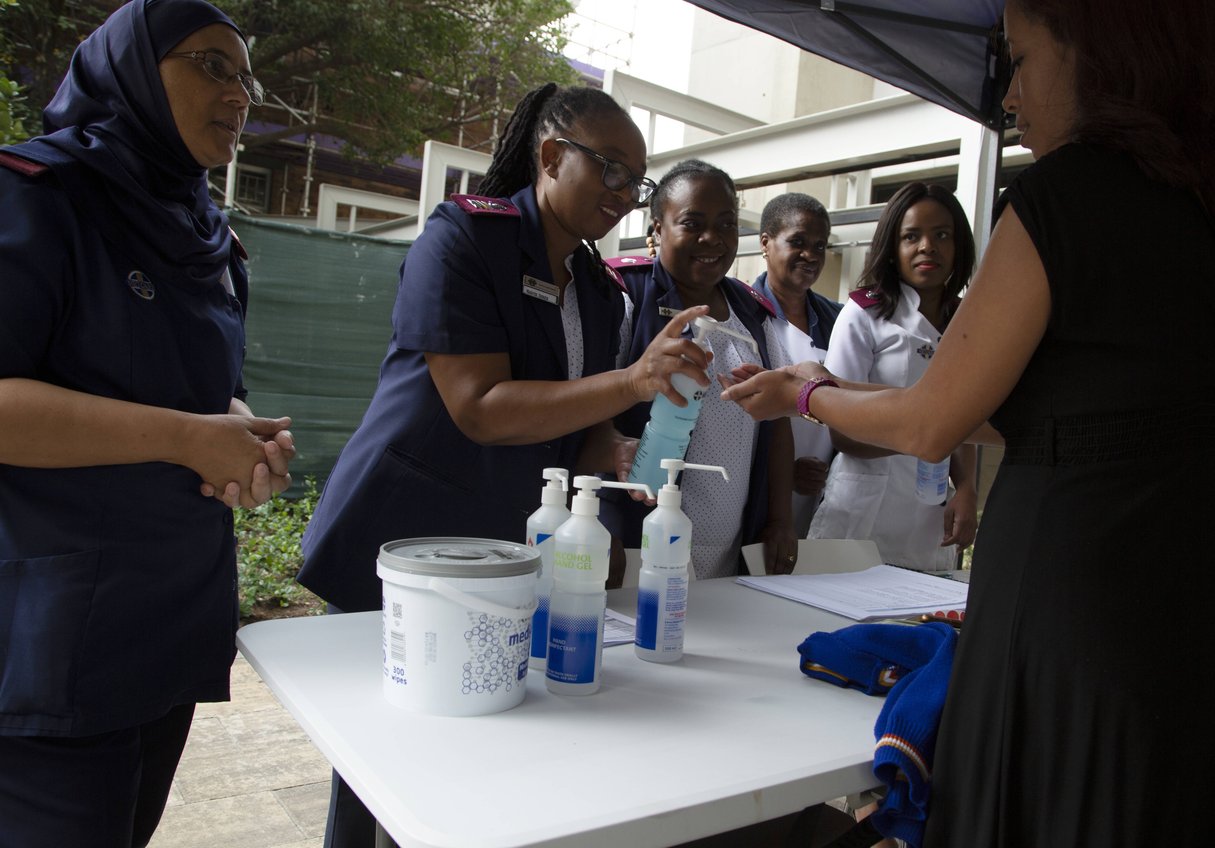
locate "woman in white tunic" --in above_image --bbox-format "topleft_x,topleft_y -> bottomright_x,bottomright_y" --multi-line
809,183 -> 979,571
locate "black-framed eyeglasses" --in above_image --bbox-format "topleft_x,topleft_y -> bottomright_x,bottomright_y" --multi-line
165,51 -> 265,106
555,137 -> 656,206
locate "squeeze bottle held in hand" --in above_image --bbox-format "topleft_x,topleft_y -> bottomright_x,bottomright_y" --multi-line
546,476 -> 653,695
525,468 -> 569,671
628,316 -> 759,493
915,458 -> 950,506
635,459 -> 729,663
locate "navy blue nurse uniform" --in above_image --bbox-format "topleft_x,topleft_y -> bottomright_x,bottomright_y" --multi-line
0,157 -> 247,738
751,270 -> 843,350
299,185 -> 625,613
601,257 -> 777,559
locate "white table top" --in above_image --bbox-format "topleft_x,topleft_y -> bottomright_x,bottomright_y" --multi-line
236,577 -> 882,848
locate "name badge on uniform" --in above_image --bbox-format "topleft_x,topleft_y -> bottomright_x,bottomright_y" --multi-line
658,306 -> 680,318
522,275 -> 560,305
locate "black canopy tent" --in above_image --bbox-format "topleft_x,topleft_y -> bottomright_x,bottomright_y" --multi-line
683,0 -> 1012,130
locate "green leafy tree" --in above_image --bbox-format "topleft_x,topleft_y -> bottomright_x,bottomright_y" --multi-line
1,0 -> 578,163
228,0 -> 578,162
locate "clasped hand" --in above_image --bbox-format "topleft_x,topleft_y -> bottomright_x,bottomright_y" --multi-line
194,414 -> 296,509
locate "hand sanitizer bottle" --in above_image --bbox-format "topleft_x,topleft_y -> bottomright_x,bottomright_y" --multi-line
525,468 -> 569,671
636,459 -> 729,663
628,316 -> 759,493
546,476 -> 652,695
915,458 -> 950,506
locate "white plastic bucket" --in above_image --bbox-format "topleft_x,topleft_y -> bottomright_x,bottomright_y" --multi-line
377,538 -> 539,716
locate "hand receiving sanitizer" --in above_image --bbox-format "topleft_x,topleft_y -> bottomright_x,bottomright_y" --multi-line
635,459 -> 729,663
628,316 -> 759,494
546,475 -> 652,695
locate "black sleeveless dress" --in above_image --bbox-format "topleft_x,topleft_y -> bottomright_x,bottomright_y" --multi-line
923,144 -> 1215,847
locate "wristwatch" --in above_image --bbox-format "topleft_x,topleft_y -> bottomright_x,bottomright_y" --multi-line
796,377 -> 838,425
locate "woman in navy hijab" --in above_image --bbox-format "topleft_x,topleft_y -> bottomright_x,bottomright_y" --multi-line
0,1 -> 294,844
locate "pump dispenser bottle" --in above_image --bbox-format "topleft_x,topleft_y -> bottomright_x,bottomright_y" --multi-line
525,468 -> 569,671
628,316 -> 759,493
546,476 -> 652,695
635,459 -> 729,663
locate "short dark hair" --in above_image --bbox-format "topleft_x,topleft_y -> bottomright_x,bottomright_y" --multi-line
1009,0 -> 1215,217
649,159 -> 736,221
759,193 -> 830,238
858,182 -> 975,324
478,84 -> 628,199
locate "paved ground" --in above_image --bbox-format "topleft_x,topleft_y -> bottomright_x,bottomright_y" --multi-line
148,655 -> 331,848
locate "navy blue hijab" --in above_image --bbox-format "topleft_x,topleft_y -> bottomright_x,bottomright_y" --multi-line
5,0 -> 245,289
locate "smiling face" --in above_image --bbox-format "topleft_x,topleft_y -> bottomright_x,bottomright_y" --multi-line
158,23 -> 251,169
1002,2 -> 1077,159
538,109 -> 647,247
652,173 -> 739,294
896,199 -> 957,296
760,210 -> 830,297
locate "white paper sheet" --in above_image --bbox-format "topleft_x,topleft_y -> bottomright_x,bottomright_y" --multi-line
736,564 -> 969,621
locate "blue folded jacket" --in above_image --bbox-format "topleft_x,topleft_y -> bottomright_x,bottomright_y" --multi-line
797,622 -> 957,848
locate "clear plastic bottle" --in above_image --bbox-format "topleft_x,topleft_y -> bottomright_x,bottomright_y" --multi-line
525,468 -> 569,671
546,476 -> 652,695
628,316 -> 759,493
635,459 -> 729,663
915,458 -> 950,505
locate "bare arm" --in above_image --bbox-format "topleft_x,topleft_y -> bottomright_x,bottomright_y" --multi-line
425,305 -> 710,446
0,377 -> 291,505
722,207 -> 1047,459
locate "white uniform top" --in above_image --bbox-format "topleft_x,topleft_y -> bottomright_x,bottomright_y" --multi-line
808,283 -> 957,572
770,319 -> 834,537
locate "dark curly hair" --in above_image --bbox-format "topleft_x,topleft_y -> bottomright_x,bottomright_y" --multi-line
759,192 -> 830,239
648,158 -> 737,222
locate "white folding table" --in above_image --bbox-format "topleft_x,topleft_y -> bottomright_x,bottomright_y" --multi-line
236,577 -> 883,848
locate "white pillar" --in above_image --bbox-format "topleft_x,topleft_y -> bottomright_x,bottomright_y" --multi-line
956,124 -> 1002,258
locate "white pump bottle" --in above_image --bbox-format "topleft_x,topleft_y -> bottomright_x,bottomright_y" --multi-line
525,468 -> 569,671
546,475 -> 652,695
635,459 -> 729,663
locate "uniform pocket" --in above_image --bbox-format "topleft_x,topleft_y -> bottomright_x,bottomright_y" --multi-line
0,550 -> 100,727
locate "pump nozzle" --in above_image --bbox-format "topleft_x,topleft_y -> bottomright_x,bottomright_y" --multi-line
569,476 -> 654,516
656,459 -> 729,507
694,316 -> 759,355
541,468 -> 568,490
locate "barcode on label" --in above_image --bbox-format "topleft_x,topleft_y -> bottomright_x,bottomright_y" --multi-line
390,631 -> 406,663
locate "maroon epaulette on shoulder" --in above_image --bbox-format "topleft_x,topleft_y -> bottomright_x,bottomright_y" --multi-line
0,151 -> 50,177
601,262 -> 627,292
849,287 -> 883,309
228,226 -> 248,260
604,255 -> 653,270
449,194 -> 520,217
742,282 -> 777,318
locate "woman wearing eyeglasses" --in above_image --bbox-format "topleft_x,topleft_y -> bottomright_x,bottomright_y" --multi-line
0,1 -> 291,845
298,83 -> 708,845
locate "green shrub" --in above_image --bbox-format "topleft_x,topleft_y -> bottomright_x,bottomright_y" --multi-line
235,476 -> 322,618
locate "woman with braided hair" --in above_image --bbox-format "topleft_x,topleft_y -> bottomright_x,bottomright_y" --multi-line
299,83 -> 708,846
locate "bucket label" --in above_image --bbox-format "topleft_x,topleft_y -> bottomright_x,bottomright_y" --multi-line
461,612 -> 531,696
545,613 -> 600,684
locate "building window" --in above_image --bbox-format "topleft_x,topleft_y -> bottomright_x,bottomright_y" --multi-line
235,165 -> 272,212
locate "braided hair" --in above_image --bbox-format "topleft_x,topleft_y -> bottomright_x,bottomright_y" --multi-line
648,159 -> 737,223
858,182 -> 975,324
478,83 -> 627,198
478,83 -> 632,294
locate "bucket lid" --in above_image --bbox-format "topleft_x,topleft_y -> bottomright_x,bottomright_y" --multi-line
378,537 -> 540,578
